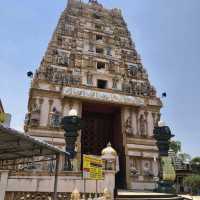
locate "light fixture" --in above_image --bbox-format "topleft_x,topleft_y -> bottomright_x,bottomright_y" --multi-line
158,121 -> 166,127
68,109 -> 78,117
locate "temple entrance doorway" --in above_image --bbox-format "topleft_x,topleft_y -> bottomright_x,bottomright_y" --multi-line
81,102 -> 126,189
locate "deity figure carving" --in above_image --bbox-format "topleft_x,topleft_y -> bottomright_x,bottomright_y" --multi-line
49,107 -> 61,128
86,71 -> 93,85
109,61 -> 115,72
31,102 -> 40,112
28,101 -> 41,127
136,82 -> 142,96
141,82 -> 149,96
142,68 -> 148,79
128,65 -> 137,77
130,164 -> 140,176
112,77 -> 118,89
149,86 -> 157,97
129,159 -> 139,176
122,78 -> 131,94
53,70 -> 63,84
57,52 -> 69,66
143,160 -> 153,177
139,115 -> 147,136
124,116 -> 133,136
45,66 -> 54,81
130,81 -> 137,95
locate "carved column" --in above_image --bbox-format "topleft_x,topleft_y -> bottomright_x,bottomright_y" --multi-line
136,108 -> 140,136
30,98 -> 37,112
156,113 -> 161,126
38,98 -> 44,126
77,101 -> 82,171
144,111 -> 149,137
0,171 -> 9,200
39,98 -> 44,110
126,155 -> 131,189
48,99 -> 54,126
61,99 -> 65,117
152,112 -> 156,127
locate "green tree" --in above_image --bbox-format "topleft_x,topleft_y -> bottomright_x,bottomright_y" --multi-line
178,153 -> 191,163
191,157 -> 200,164
170,140 -> 181,154
191,157 -> 200,175
184,175 -> 200,195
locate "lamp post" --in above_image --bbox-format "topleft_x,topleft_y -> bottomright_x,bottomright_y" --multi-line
154,121 -> 174,156
154,121 -> 176,193
61,109 -> 83,171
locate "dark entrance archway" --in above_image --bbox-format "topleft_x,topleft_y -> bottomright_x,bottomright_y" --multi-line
81,102 -> 126,189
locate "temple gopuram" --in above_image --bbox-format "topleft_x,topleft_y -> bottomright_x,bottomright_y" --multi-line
25,0 -> 162,191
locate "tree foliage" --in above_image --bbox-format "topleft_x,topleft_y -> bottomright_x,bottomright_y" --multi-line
178,153 -> 191,163
191,157 -> 200,164
184,175 -> 200,194
170,140 -> 181,154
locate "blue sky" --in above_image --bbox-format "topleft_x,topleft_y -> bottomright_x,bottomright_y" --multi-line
0,0 -> 200,157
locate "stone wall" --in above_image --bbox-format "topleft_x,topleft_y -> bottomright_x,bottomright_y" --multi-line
1,170 -> 115,200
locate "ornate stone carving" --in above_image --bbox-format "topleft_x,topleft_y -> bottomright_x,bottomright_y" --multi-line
112,77 -> 118,89
143,160 -> 153,177
139,114 -> 147,136
152,112 -> 157,127
29,106 -> 40,127
122,79 -> 131,94
49,107 -> 62,128
25,0 -> 162,190
129,159 -> 140,176
124,116 -> 133,136
35,67 -> 81,86
57,51 -> 69,66
130,166 -> 140,176
86,71 -> 93,85
62,87 -> 145,106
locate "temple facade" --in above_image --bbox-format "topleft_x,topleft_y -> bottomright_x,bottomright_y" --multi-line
25,0 -> 162,190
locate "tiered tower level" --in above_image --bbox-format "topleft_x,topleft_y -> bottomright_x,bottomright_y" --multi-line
25,0 -> 162,190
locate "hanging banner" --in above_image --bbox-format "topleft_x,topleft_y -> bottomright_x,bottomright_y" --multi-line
161,156 -> 176,181
0,113 -> 6,123
83,155 -> 104,180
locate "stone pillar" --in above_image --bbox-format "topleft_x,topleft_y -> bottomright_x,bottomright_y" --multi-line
144,111 -> 149,137
126,155 -> 131,189
152,157 -> 159,177
0,170 -> 9,200
104,171 -> 116,198
47,99 -> 53,127
136,110 -> 140,136
76,101 -> 82,171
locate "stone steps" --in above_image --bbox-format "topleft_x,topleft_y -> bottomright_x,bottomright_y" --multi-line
116,191 -> 185,200
116,197 -> 184,200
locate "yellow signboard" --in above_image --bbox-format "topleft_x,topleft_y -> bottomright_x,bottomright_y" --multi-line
83,155 -> 104,180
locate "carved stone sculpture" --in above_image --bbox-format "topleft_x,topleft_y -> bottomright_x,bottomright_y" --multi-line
112,77 -> 118,89
139,115 -> 146,136
124,116 -> 133,136
143,160 -> 153,177
86,71 -> 93,85
49,107 -> 61,128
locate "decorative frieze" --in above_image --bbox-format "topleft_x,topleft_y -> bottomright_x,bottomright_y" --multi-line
62,86 -> 144,106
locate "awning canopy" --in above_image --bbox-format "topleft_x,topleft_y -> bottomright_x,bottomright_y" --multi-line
0,125 -> 69,161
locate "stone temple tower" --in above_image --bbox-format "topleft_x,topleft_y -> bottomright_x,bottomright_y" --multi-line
25,0 -> 162,190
